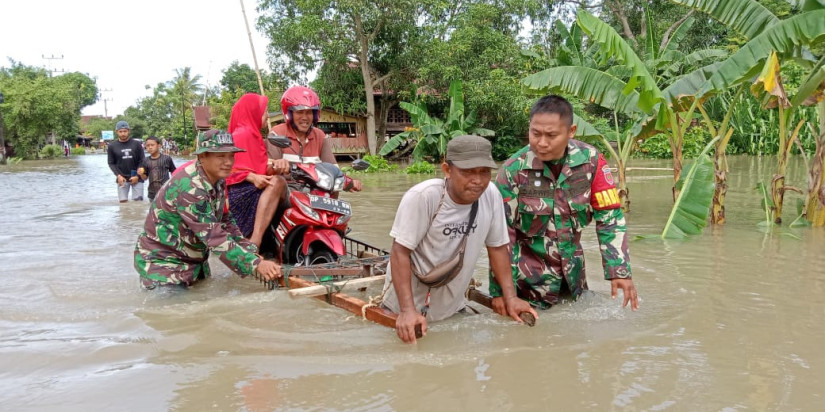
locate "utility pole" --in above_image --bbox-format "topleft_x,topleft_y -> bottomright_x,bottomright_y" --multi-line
0,91 -> 6,165
103,97 -> 113,118
239,0 -> 266,96
99,88 -> 113,118
41,54 -> 65,77
182,86 -> 187,150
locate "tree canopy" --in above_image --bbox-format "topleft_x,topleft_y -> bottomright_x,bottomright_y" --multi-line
0,61 -> 98,158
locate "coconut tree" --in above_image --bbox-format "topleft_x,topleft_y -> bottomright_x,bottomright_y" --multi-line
168,67 -> 204,149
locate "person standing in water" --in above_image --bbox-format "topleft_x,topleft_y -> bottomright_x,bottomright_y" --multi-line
138,136 -> 176,202
107,121 -> 145,202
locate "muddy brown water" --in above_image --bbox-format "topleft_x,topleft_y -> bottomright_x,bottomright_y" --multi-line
1,154 -> 823,411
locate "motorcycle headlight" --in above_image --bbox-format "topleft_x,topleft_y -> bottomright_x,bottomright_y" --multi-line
333,176 -> 345,192
316,170 -> 333,191
336,213 -> 351,225
296,198 -> 319,220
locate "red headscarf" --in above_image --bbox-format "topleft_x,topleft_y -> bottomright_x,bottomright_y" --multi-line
226,93 -> 269,185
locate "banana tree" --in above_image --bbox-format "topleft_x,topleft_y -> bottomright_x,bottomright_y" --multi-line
696,85 -> 744,224
526,9 -> 713,203
379,80 -> 494,161
674,0 -> 825,224
806,102 -> 825,226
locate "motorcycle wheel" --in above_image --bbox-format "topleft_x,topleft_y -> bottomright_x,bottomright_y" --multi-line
306,248 -> 337,265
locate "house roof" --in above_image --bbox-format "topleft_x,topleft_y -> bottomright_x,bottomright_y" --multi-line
193,106 -> 212,130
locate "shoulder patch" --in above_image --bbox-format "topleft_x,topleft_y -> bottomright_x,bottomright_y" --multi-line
602,163 -> 614,185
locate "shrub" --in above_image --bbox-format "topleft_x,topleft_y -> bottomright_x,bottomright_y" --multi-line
39,144 -> 63,159
404,161 -> 436,174
70,147 -> 86,155
636,127 -> 709,159
491,135 -> 524,161
362,154 -> 398,173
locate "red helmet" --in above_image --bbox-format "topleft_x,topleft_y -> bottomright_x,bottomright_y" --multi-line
281,86 -> 321,124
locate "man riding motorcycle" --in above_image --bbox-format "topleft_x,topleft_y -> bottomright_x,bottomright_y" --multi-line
265,86 -> 362,223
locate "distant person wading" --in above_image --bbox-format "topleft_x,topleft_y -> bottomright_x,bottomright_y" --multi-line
107,121 -> 145,202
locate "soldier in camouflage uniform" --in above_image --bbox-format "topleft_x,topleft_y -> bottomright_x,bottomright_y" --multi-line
134,129 -> 282,289
489,95 -> 639,311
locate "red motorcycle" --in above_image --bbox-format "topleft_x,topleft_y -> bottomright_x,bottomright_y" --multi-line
266,135 -> 369,265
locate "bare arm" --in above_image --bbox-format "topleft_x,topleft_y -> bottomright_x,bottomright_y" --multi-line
488,245 -> 537,323
389,240 -> 427,343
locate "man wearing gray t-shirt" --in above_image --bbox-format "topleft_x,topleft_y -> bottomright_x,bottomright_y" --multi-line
384,135 -> 537,343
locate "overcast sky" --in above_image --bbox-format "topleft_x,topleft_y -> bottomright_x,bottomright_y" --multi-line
1,0 -> 271,117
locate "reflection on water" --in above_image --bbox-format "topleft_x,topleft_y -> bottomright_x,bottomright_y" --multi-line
1,154 -> 824,410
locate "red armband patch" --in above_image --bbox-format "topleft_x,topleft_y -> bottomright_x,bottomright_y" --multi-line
590,154 -> 621,210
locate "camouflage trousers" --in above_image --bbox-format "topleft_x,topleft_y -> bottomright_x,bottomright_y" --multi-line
135,248 -> 212,289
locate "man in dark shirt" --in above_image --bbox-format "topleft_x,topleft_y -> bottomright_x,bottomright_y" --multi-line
107,121 -> 145,202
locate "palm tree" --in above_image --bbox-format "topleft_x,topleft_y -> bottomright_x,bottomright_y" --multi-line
168,67 -> 204,150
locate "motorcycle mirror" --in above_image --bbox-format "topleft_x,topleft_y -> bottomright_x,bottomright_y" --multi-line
351,158 -> 370,171
267,134 -> 292,148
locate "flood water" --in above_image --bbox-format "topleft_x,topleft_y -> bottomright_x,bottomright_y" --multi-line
1,153 -> 823,411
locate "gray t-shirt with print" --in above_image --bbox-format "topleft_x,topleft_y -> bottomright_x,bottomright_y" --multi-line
382,178 -> 510,322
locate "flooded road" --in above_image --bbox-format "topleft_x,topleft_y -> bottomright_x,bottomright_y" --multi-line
1,153 -> 824,411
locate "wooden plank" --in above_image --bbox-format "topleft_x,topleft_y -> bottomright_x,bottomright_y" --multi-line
289,276 -> 386,298
280,275 -> 399,329
467,288 -> 537,327
286,267 -> 366,277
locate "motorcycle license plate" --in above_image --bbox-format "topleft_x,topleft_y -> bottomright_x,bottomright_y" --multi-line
309,195 -> 352,216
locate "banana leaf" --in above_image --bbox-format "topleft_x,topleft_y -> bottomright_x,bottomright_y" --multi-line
577,10 -> 664,114
663,62 -> 722,110
522,66 -> 641,117
785,0 -> 825,12
660,15 -> 696,55
572,114 -> 604,144
700,10 -> 825,95
790,198 -> 811,227
670,0 -> 779,40
755,182 -> 775,227
661,136 -> 720,239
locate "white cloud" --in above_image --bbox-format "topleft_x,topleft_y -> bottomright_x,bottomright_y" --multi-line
1,0 -> 271,117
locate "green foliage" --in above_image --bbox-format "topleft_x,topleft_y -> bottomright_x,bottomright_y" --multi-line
492,135 -> 525,161
662,137 -> 719,239
670,0 -> 780,40
311,57 -> 368,116
0,62 -> 98,159
70,147 -> 86,155
415,3 -> 540,141
755,182 -> 776,227
211,61 -> 285,129
403,160 -> 436,174
699,10 -> 825,95
39,144 -> 63,159
380,80 -> 494,161
80,117 -> 115,141
637,126 -> 709,158
343,154 -> 398,174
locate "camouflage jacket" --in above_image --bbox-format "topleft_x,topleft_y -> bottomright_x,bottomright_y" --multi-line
134,161 -> 261,288
490,139 -> 631,306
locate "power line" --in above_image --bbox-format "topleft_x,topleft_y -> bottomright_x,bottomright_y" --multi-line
41,54 -> 64,77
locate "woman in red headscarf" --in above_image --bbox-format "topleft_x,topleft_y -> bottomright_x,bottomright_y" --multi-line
226,93 -> 287,249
